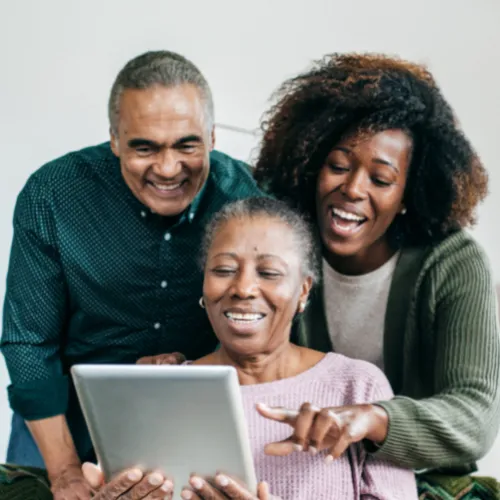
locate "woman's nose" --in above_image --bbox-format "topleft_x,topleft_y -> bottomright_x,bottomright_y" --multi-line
341,170 -> 367,200
230,270 -> 258,299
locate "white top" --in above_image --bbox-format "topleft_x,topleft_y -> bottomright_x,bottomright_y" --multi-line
322,253 -> 400,369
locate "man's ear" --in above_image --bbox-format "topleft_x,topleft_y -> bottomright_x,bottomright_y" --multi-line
210,126 -> 216,151
110,129 -> 119,157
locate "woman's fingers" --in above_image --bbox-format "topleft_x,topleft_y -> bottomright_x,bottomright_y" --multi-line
258,403 -> 376,461
255,403 -> 298,424
308,409 -> 342,453
292,403 -> 321,451
182,474 -> 260,500
181,475 -> 226,500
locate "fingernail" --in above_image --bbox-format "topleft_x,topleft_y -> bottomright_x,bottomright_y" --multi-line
310,405 -> 321,412
293,443 -> 303,452
181,490 -> 193,500
257,402 -> 269,410
148,473 -> 163,486
216,474 -> 229,487
127,469 -> 143,481
309,446 -> 318,455
190,476 -> 204,490
161,479 -> 173,492
325,454 -> 334,463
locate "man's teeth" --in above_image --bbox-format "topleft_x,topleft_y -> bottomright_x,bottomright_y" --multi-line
332,208 -> 365,222
152,182 -> 182,191
225,312 -> 264,322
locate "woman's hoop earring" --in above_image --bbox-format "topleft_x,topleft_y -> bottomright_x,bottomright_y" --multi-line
199,297 -> 205,309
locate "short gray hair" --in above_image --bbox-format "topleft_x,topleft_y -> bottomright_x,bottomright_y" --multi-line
201,197 -> 319,283
108,50 -> 214,134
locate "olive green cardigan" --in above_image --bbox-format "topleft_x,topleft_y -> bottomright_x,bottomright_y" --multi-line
293,230 -> 500,473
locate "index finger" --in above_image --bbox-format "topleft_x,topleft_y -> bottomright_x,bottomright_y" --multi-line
256,403 -> 299,424
94,468 -> 143,499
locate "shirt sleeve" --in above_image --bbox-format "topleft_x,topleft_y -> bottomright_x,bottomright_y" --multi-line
0,175 -> 70,420
359,376 -> 418,499
375,238 -> 500,470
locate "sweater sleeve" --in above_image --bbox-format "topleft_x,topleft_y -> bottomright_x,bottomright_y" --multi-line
360,366 -> 418,499
0,175 -> 69,420
375,236 -> 500,469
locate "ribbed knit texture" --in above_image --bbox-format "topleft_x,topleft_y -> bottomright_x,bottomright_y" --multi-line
240,352 -> 418,499
295,231 -> 500,472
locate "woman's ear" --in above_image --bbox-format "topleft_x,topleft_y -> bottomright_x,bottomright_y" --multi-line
298,276 -> 313,313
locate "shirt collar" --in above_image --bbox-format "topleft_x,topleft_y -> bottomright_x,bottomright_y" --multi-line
179,174 -> 209,224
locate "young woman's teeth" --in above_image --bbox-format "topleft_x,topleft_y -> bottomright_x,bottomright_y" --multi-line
332,208 -> 365,222
225,312 -> 264,322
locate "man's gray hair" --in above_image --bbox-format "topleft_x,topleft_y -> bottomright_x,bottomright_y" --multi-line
201,197 -> 319,283
108,50 -> 214,135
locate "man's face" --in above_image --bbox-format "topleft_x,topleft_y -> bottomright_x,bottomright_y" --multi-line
110,84 -> 214,217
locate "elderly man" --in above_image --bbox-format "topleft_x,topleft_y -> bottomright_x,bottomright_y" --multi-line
0,50 -> 262,499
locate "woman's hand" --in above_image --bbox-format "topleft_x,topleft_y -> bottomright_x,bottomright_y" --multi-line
82,463 -> 174,499
180,474 -> 276,500
136,352 -> 186,365
50,464 -> 95,500
256,402 -> 388,460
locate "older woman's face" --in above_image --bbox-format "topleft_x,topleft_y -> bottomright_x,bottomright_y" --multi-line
316,129 -> 411,263
203,217 -> 311,356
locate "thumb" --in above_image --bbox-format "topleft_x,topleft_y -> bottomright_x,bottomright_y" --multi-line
257,481 -> 269,499
82,462 -> 104,489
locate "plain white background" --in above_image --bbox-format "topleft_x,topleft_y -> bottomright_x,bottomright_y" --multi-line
1,0 -> 500,476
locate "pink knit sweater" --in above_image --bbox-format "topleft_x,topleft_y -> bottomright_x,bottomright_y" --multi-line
239,352 -> 418,499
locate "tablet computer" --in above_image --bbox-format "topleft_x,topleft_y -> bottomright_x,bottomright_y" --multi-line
71,364 -> 257,499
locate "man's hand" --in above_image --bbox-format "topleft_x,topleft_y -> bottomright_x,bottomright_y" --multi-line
256,402 -> 388,460
50,464 -> 95,500
82,463 -> 173,499
136,352 -> 186,365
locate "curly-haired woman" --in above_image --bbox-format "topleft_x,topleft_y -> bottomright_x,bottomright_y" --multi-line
254,53 -> 500,479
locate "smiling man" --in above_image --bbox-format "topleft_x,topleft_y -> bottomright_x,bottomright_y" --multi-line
0,51 -> 263,499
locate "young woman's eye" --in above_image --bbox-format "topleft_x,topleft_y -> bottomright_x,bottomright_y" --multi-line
328,164 -> 349,173
372,177 -> 393,187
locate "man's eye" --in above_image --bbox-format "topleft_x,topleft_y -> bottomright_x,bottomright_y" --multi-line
136,147 -> 152,155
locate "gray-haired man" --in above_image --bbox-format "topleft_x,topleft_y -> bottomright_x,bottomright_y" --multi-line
0,50 -> 262,499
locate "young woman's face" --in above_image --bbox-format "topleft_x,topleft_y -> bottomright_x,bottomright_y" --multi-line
316,129 -> 411,270
203,216 -> 311,357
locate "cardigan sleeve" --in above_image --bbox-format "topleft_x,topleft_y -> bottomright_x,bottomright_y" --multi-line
375,235 -> 500,470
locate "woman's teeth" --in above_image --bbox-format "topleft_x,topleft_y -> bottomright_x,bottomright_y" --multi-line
225,312 -> 264,322
332,207 -> 365,222
151,181 -> 183,191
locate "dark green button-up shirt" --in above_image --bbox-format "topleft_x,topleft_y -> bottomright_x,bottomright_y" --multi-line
1,142 -> 262,457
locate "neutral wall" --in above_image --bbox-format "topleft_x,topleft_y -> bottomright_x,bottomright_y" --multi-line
1,0 -> 499,476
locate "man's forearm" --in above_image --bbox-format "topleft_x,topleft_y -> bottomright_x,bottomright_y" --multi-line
26,414 -> 80,479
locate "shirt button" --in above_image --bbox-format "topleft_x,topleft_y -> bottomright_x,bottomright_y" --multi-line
154,322 -> 161,330
140,210 -> 147,218
164,232 -> 171,241
160,280 -> 167,288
